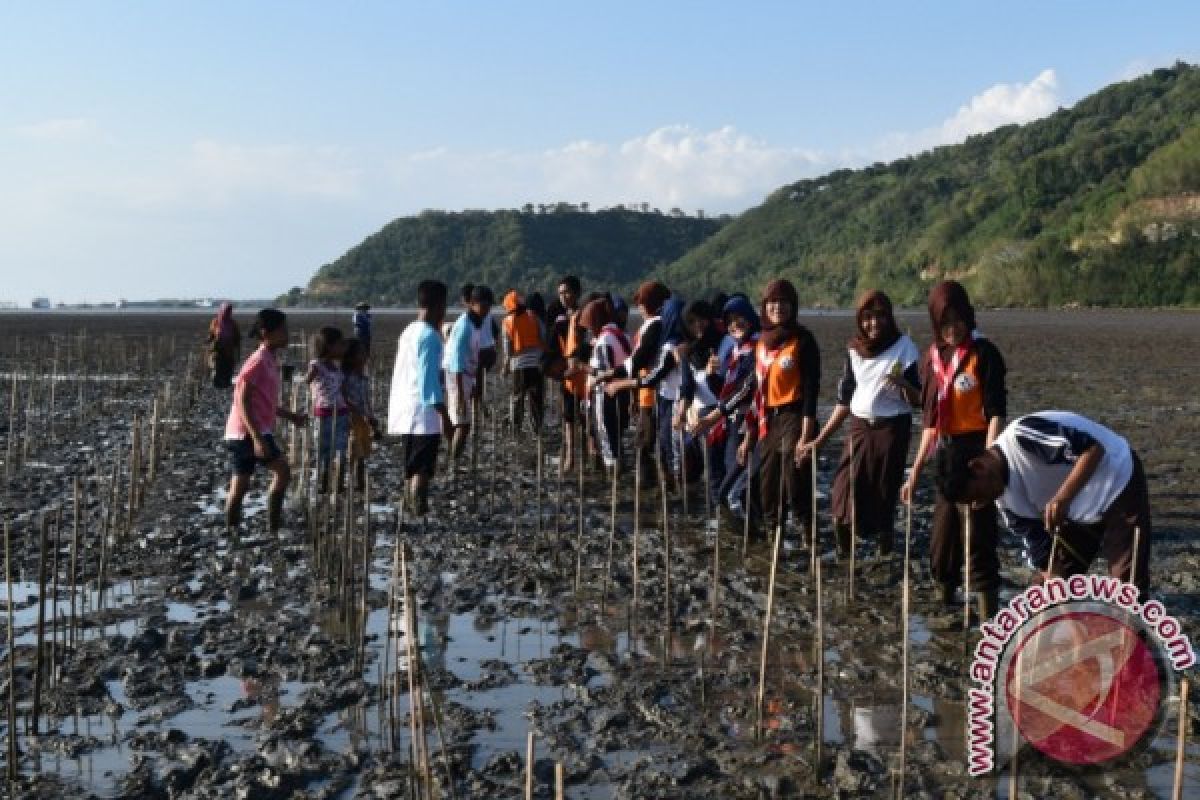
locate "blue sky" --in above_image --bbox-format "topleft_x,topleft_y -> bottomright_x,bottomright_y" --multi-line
2,1 -> 1197,303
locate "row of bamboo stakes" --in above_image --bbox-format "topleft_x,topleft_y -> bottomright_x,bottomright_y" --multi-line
2,324 -> 1192,798
3,332 -> 207,787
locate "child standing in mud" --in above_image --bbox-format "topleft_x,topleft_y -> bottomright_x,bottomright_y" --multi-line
500,289 -> 546,433
342,337 -> 378,492
901,280 -> 1007,620
388,280 -> 452,515
579,296 -> 631,470
223,309 -> 308,531
443,285 -> 493,463
799,290 -> 919,558
306,326 -> 349,493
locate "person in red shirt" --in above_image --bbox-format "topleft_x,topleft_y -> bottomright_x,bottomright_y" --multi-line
223,309 -> 308,531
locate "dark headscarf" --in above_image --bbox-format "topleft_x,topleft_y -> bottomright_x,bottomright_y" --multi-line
927,280 -> 976,337
722,294 -> 760,335
684,300 -> 721,367
849,289 -> 901,358
659,297 -> 686,345
633,281 -> 671,316
578,297 -> 615,335
760,279 -> 800,349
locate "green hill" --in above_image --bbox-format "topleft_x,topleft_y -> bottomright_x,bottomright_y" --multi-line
281,206 -> 723,306
653,62 -> 1200,307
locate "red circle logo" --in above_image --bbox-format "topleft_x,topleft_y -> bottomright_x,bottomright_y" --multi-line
1004,611 -> 1162,765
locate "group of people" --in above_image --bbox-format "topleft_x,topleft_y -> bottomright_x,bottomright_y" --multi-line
215,303 -> 380,530
217,274 -> 1153,622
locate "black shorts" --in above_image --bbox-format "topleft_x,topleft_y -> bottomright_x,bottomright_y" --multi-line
511,366 -> 542,395
561,388 -> 580,423
403,434 -> 441,479
227,434 -> 284,476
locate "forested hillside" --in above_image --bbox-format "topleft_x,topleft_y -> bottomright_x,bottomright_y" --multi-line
653,63 -> 1200,307
282,207 -> 722,306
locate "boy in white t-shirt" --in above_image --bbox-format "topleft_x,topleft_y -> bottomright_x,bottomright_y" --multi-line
935,410 -> 1151,600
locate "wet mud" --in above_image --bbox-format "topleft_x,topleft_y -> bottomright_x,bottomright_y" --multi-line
1,309 -> 1198,798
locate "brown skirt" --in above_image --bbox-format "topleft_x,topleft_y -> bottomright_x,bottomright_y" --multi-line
830,414 -> 911,536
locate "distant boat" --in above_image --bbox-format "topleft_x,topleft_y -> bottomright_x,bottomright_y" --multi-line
31,297 -> 50,309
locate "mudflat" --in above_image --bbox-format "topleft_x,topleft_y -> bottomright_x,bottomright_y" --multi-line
1,308 -> 1196,798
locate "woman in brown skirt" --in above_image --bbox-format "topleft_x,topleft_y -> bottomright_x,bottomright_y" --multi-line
800,290 -> 919,557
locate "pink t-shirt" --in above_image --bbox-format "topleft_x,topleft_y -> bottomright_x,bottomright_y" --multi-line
224,345 -> 281,439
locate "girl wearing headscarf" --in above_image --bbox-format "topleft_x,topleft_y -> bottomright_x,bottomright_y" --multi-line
678,299 -> 726,503
597,281 -> 672,482
579,297 -> 632,469
713,280 -> 819,539
501,289 -> 546,433
799,290 -> 919,558
900,280 -> 1007,620
207,302 -> 242,389
692,294 -> 762,519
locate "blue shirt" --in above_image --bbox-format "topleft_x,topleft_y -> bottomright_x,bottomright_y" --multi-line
442,313 -> 479,375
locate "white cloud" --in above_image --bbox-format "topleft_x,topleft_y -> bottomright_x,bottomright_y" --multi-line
389,124 -> 824,213
940,69 -> 1060,140
13,117 -> 98,140
873,69 -> 1061,159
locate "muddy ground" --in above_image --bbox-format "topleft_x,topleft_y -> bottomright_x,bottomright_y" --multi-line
1,308 -> 1198,799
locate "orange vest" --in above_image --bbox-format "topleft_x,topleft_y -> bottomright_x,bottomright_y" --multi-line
560,318 -> 587,398
939,350 -> 987,435
503,310 -> 543,355
755,336 -> 805,409
638,370 -> 655,409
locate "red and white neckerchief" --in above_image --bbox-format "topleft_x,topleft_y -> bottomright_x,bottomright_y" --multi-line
752,339 -> 786,438
711,336 -> 757,445
928,336 -> 973,433
600,324 -> 631,367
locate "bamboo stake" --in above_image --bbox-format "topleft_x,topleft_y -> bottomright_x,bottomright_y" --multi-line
631,439 -> 642,651
357,472 -> 371,672
148,396 -> 160,482
418,667 -> 456,800
755,443 -> 788,739
49,507 -> 62,681
813,454 -> 824,776
470,394 -> 480,512
32,514 -> 49,733
555,762 -> 564,800
512,419 -> 525,540
709,469 -> 721,630
742,449 -> 753,561
1173,677 -> 1189,800
601,461 -> 619,613
962,504 -> 972,635
896,502 -> 912,798
5,373 -> 15,478
126,417 -> 140,534
574,414 -> 585,596
525,730 -> 535,800
1007,647 -> 1022,800
401,544 -> 430,798
70,477 -> 81,647
5,521 -> 18,782
535,423 -> 543,537
848,436 -> 856,602
701,427 -> 711,521
678,428 -> 688,517
489,377 -> 497,517
657,442 -> 673,663
1131,525 -> 1142,595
